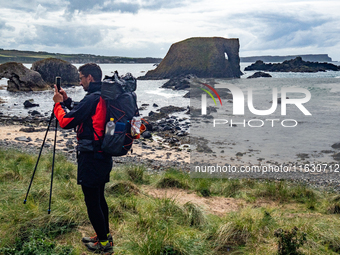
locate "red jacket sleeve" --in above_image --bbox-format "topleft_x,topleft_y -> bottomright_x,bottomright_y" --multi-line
53,102 -> 74,128
53,93 -> 98,129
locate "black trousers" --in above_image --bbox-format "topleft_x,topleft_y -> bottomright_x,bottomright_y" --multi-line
82,184 -> 110,241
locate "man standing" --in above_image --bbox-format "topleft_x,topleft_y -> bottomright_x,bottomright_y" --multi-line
53,63 -> 113,254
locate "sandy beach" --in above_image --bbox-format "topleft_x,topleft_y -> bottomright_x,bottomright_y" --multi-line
0,124 -> 190,165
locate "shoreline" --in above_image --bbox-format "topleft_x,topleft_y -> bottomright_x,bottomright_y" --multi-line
0,123 -> 191,171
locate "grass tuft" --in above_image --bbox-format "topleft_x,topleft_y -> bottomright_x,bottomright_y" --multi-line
106,180 -> 140,196
125,164 -> 146,184
156,177 -> 190,189
195,179 -> 211,197
183,202 -> 206,228
213,221 -> 251,251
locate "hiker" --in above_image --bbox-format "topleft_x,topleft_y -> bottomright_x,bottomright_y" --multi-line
53,63 -> 113,254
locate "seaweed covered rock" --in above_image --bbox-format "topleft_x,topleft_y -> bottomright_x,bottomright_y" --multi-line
0,62 -> 48,92
31,58 -> 79,86
140,37 -> 242,79
161,74 -> 195,90
247,71 -> 272,79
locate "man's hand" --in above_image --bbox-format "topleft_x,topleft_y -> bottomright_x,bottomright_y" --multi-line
53,85 -> 64,103
59,87 -> 68,101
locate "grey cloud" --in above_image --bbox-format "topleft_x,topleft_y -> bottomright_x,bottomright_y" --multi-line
63,0 -> 140,20
0,20 -> 15,32
64,0 -> 192,17
1,1 -> 65,13
252,13 -> 329,42
17,25 -> 103,48
227,12 -> 334,51
99,1 -> 140,13
141,0 -> 192,10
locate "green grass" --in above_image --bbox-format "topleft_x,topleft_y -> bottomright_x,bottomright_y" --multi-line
1,147 -> 340,254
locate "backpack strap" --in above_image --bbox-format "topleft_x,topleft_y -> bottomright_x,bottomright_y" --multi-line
91,90 -> 106,152
131,92 -> 140,117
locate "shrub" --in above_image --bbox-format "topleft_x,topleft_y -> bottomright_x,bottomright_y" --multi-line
274,227 -> 307,255
156,177 -> 190,189
126,164 -> 146,184
105,181 -> 140,196
0,232 -> 73,255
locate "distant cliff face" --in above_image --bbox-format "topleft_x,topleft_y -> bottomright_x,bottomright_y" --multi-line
141,37 -> 242,79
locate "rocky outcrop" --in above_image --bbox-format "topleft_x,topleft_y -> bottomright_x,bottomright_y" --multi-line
0,62 -> 48,92
161,74 -> 196,90
31,58 -> 79,86
247,72 -> 272,79
241,54 -> 332,63
140,37 -> 242,79
245,57 -> 340,72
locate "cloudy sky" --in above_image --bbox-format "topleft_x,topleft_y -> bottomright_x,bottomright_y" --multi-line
1,0 -> 340,60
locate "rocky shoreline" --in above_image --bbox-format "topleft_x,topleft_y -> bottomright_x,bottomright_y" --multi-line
0,105 -> 192,173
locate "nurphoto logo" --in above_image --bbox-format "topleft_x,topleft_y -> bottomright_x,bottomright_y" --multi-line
200,84 -> 312,128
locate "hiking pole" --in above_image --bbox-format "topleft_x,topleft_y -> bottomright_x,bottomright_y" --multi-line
23,110 -> 54,205
48,76 -> 61,214
24,77 -> 61,214
48,114 -> 58,214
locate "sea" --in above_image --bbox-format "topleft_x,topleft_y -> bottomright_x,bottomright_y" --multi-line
0,63 -> 188,118
0,62 -> 340,165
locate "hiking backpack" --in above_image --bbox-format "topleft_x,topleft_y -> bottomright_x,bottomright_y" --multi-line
95,71 -> 141,156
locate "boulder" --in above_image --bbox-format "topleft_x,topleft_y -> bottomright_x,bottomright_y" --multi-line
23,99 -> 39,108
142,131 -> 152,139
333,152 -> 340,161
247,71 -> 272,79
140,37 -> 242,79
161,74 -> 196,90
332,143 -> 340,149
31,58 -> 79,86
0,62 -> 48,92
159,105 -> 187,114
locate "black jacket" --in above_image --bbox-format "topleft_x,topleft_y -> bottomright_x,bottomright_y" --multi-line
54,82 -> 106,152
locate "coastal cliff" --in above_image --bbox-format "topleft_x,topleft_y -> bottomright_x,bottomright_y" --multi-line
140,37 -> 242,79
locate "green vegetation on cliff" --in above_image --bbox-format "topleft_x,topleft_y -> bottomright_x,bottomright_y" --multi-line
0,49 -> 162,64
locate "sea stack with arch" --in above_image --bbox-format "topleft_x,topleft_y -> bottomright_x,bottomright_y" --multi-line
140,37 -> 243,79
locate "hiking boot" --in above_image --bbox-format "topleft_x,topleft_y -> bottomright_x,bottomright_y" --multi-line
82,234 -> 99,244
85,240 -> 113,254
82,234 -> 114,246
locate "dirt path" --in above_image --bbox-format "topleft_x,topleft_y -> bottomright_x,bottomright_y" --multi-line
142,186 -> 241,216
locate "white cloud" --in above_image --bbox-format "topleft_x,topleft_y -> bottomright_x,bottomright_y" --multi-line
1,0 -> 340,60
